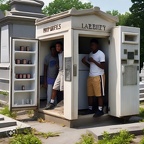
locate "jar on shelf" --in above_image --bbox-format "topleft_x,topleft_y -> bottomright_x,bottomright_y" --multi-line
15,59 -> 21,64
26,74 -> 31,79
22,59 -> 27,64
23,74 -> 26,79
19,74 -> 23,79
20,46 -> 25,51
26,46 -> 30,51
15,74 -> 19,79
21,85 -> 25,90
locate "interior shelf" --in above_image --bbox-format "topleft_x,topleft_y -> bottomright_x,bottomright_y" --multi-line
13,92 -> 35,106
13,104 -> 36,107
14,78 -> 35,81
14,90 -> 35,93
14,64 -> 36,67
12,38 -> 38,109
0,78 -> 10,81
15,51 -> 36,54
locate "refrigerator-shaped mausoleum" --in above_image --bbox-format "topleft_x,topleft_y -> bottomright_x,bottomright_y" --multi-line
0,7 -> 140,124
35,7 -> 140,121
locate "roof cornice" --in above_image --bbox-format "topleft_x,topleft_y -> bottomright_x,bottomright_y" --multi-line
36,7 -> 119,26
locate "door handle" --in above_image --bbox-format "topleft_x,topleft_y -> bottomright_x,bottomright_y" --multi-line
73,64 -> 77,76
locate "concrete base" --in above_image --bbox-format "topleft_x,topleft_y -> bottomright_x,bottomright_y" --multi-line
36,110 -> 124,128
87,122 -> 144,140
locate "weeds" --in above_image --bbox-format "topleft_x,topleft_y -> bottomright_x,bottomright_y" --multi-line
9,129 -> 42,144
0,106 -> 17,119
77,130 -> 134,144
37,117 -> 46,123
9,128 -> 60,144
139,107 -> 144,118
76,133 -> 97,144
98,130 -> 134,144
140,137 -> 144,144
32,128 -> 60,139
27,110 -> 34,118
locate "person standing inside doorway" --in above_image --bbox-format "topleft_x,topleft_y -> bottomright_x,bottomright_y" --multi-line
82,39 -> 105,117
45,42 -> 64,110
44,46 -> 58,107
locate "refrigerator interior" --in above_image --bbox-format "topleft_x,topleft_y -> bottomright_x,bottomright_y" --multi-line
39,38 -> 64,108
12,39 -> 38,108
78,37 -> 109,111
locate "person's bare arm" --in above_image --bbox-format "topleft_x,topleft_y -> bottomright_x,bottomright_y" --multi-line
82,57 -> 90,68
88,57 -> 105,69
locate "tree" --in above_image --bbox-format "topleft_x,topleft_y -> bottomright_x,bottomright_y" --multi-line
0,0 -> 10,11
43,0 -> 93,16
106,10 -> 131,26
130,0 -> 144,67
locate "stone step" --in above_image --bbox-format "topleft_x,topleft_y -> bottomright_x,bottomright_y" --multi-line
0,121 -> 17,128
0,114 -> 30,138
0,116 -> 4,121
0,125 -> 30,138
87,122 -> 144,140
140,98 -> 144,101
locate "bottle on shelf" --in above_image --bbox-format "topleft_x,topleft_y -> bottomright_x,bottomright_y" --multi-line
22,59 -> 27,64
20,46 -> 25,51
19,74 -> 23,79
21,85 -> 25,90
26,74 -> 31,79
28,60 -> 32,64
26,46 -> 30,51
15,59 -> 21,64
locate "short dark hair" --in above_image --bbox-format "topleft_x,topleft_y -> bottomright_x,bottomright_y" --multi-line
56,41 -> 63,47
56,41 -> 63,50
90,39 -> 99,45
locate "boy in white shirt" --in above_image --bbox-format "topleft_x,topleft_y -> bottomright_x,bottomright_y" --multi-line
45,42 -> 64,110
82,39 -> 105,117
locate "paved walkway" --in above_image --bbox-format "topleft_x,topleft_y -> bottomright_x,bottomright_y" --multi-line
27,121 -> 85,144
0,110 -> 143,144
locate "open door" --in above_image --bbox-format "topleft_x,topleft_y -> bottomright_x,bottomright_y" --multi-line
11,38 -> 38,111
109,26 -> 140,117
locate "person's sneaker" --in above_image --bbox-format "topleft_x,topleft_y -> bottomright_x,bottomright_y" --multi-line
93,110 -> 104,118
86,109 -> 95,115
45,103 -> 55,110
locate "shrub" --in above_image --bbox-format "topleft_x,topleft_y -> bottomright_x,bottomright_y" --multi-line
76,133 -> 97,144
140,137 -> 144,144
98,130 -> 134,144
76,130 -> 134,144
9,129 -> 42,144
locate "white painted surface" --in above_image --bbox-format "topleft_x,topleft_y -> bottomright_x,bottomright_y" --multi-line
12,39 -> 38,108
1,25 -> 9,63
36,8 -> 140,120
108,26 -> 140,117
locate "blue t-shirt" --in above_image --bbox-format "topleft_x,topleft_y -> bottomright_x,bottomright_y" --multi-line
44,55 -> 58,84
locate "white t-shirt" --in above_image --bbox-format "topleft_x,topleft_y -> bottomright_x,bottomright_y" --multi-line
58,51 -> 64,71
89,50 -> 105,77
